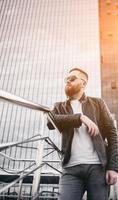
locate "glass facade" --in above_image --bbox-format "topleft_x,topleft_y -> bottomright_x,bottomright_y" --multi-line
0,0 -> 102,198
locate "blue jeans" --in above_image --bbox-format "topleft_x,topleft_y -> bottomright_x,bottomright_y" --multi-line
59,164 -> 109,200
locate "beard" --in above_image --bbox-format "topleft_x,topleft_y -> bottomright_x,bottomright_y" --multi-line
65,85 -> 80,97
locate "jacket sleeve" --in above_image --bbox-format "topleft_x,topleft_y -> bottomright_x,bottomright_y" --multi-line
100,99 -> 118,172
47,103 -> 82,132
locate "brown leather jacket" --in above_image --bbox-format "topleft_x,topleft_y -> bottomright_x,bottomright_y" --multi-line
47,95 -> 118,171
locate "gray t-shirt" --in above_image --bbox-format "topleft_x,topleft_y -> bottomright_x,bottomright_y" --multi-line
65,99 -> 100,168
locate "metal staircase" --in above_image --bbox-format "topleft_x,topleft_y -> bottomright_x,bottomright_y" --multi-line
0,133 -> 61,199
0,90 -> 62,199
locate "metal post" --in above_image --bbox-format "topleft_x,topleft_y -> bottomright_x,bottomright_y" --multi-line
32,112 -> 45,196
17,172 -> 23,200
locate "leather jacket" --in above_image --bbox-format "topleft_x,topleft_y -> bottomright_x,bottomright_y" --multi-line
47,95 -> 118,171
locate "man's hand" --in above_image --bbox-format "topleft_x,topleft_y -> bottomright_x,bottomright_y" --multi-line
106,170 -> 118,185
80,114 -> 99,136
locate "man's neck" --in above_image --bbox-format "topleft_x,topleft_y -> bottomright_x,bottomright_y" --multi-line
70,91 -> 84,101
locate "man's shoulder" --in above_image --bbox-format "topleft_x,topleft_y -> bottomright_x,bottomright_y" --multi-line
52,101 -> 68,114
54,101 -> 66,107
87,96 -> 104,104
54,97 -> 104,105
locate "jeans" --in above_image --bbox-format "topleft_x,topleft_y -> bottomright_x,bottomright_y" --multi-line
59,164 -> 109,200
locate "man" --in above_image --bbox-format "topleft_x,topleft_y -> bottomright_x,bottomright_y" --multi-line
47,67 -> 118,200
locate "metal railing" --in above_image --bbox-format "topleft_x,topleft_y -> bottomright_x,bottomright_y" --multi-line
0,134 -> 61,199
0,90 -> 62,199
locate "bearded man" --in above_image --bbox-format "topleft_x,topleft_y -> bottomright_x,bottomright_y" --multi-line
47,67 -> 118,200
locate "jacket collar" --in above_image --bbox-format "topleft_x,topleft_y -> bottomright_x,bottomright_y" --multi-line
65,92 -> 87,105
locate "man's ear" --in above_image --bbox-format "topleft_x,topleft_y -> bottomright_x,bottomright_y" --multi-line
82,81 -> 87,87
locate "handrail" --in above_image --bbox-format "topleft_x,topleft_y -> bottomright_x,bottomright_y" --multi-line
0,90 -> 61,133
0,136 -> 61,177
0,163 -> 36,175
0,162 -> 45,194
0,136 -> 61,162
0,89 -> 62,198
0,133 -> 42,151
0,161 -> 61,194
0,90 -> 50,112
0,152 -> 36,162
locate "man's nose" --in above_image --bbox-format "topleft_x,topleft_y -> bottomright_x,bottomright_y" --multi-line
66,79 -> 71,83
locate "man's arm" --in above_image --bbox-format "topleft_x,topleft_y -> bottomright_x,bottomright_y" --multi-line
99,99 -> 118,184
47,112 -> 82,132
100,99 -> 118,170
47,102 -> 99,136
80,114 -> 99,136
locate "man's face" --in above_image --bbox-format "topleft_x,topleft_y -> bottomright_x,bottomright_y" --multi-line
64,70 -> 87,97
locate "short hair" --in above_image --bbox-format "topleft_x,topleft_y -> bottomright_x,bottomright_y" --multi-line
69,67 -> 88,80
